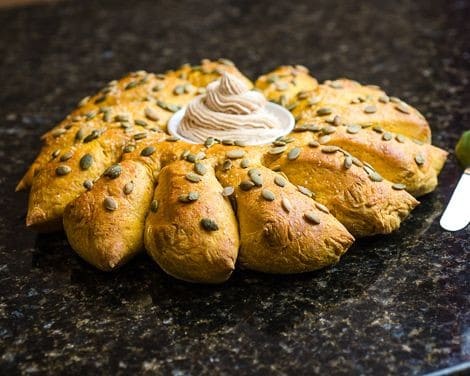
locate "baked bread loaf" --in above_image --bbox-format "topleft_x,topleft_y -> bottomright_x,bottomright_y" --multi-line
19,59 -> 448,283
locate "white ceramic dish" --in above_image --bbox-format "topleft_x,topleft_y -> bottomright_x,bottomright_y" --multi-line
167,102 -> 295,145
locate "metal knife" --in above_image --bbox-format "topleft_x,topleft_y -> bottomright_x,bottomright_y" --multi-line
440,167 -> 470,231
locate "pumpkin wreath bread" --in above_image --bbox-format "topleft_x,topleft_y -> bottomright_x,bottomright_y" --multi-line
18,59 -> 448,283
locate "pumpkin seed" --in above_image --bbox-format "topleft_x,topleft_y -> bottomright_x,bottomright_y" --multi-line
281,197 -> 292,213
344,155 -> 353,169
186,153 -> 196,163
222,186 -> 234,196
317,107 -> 332,116
395,103 -> 410,114
304,212 -> 321,224
173,85 -> 185,95
52,149 -> 61,158
239,180 -> 255,191
222,139 -> 234,146
133,132 -> 147,140
234,140 -> 247,147
104,196 -> 118,211
352,157 -> 363,167
75,129 -> 84,141
222,159 -> 232,171
150,199 -> 159,212
346,124 -> 361,134
123,145 -> 136,153
83,130 -> 100,143
166,136 -> 179,142
322,125 -> 336,135
104,164 -> 122,179
52,128 -> 66,137
125,80 -> 139,90
382,132 -> 393,141
179,192 -> 199,203
269,145 -> 287,155
144,107 -> 160,122
226,149 -> 245,159
194,162 -> 207,175
415,153 -> 425,165
364,105 -> 377,114
396,134 -> 406,143
308,140 -> 320,148
141,146 -> 156,156
298,185 -> 313,198
200,218 -> 219,231
333,115 -> 342,126
78,96 -> 90,107
56,165 -> 71,176
240,159 -> 250,169
186,173 -> 202,183
205,137 -> 215,148
372,126 -> 383,134
392,183 -> 406,190
135,119 -> 148,127
83,179 -> 93,190
321,145 -> 339,153
315,202 -> 329,214
261,189 -> 276,201
318,135 -> 331,144
274,175 -> 287,187
378,95 -> 390,103
123,181 -> 134,195
79,154 -> 93,170
287,147 -> 301,160
60,151 -> 73,162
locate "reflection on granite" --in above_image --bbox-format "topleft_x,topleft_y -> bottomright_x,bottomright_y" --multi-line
0,0 -> 469,374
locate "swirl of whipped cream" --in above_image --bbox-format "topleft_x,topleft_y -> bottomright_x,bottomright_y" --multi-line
178,73 -> 284,144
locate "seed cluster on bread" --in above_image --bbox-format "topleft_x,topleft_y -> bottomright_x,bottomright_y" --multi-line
19,59 -> 448,283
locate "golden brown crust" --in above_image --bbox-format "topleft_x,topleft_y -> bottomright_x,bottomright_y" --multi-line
262,137 -> 419,237
215,160 -> 354,273
18,60 -> 448,282
63,159 -> 154,270
144,160 -> 239,283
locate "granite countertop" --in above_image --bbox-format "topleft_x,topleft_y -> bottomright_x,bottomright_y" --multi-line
0,0 -> 469,374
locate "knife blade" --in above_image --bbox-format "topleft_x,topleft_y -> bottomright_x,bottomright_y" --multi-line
440,167 -> 470,231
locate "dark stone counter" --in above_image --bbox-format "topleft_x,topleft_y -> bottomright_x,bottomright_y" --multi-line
0,0 -> 468,374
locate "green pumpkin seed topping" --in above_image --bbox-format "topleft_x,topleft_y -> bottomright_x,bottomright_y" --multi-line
141,146 -> 156,156
274,175 -> 287,187
123,181 -> 134,195
318,135 -> 331,144
234,140 -> 247,147
144,107 -> 160,121
104,164 -> 122,179
150,199 -> 159,212
56,165 -> 71,176
239,180 -> 255,191
78,96 -> 90,107
364,105 -> 377,114
186,153 -> 196,163
58,151 -> 72,162
297,185 -> 313,198
134,119 -> 148,127
316,107 -> 332,116
396,134 -> 406,143
322,125 -> 336,135
261,189 -> 276,201
185,173 -> 202,183
222,159 -> 232,171
378,95 -> 390,103
315,202 -> 329,214
321,145 -> 339,153
222,186 -> 234,196
372,126 -> 383,133
115,114 -> 130,123
173,85 -> 185,95
104,196 -> 118,211
125,80 -> 139,90
204,137 -> 216,148
85,110 -> 97,121
344,155 -> 353,169
179,191 -> 199,203
382,132 -> 393,141
222,139 -> 234,146
329,81 -> 343,89
75,129 -> 84,141
392,183 -> 407,190
123,144 -> 136,153
304,212 -> 321,224
281,197 -> 292,213
133,132 -> 147,140
240,159 -> 250,169
83,179 -> 93,190
226,149 -> 246,159
395,103 -> 410,114
248,168 -> 263,186
83,130 -> 101,143
346,124 -> 361,134
308,140 -> 320,148
79,154 -> 93,170
51,149 -> 61,158
166,136 -> 180,142
287,147 -> 301,160
363,165 -> 383,182
352,157 -> 363,167
415,153 -> 425,165
52,128 -> 66,137
194,162 -> 207,175
200,218 -> 219,232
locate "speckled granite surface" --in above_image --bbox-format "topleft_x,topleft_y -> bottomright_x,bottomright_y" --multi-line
0,0 -> 469,375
